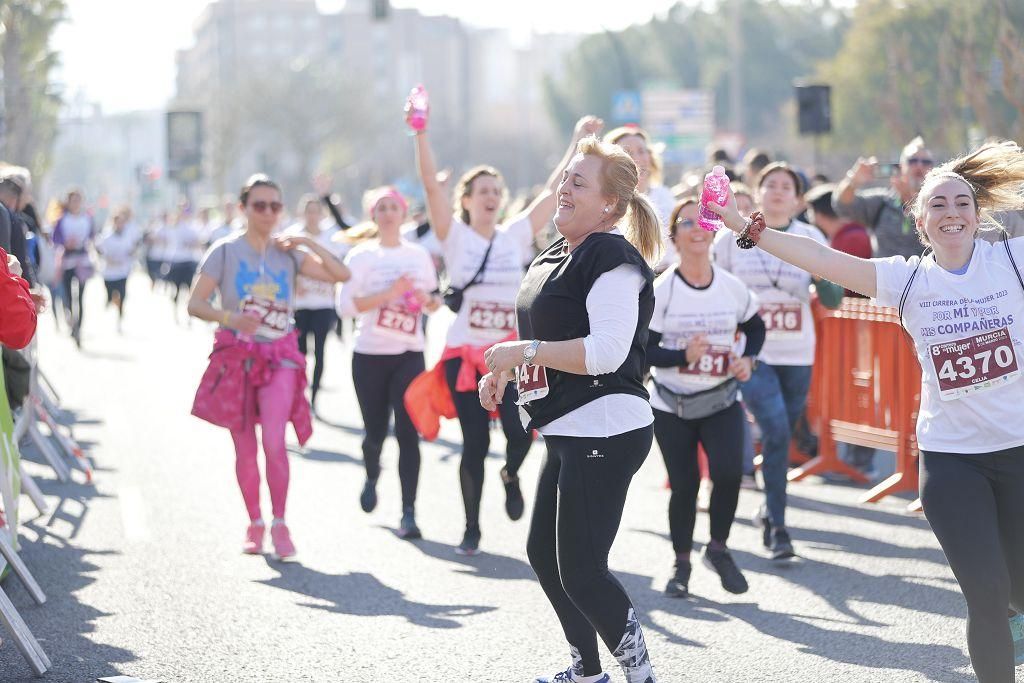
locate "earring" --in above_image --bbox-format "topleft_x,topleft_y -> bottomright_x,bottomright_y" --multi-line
603,207 -> 609,213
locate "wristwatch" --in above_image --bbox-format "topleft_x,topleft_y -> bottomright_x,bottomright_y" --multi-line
523,339 -> 542,366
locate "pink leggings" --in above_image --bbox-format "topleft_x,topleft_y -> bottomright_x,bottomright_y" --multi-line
230,367 -> 299,521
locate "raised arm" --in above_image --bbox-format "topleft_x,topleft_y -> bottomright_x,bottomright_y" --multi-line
412,131 -> 454,241
708,187 -> 878,298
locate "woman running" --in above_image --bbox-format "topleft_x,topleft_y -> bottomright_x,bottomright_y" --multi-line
52,189 -> 95,347
165,208 -> 203,321
96,208 -> 139,332
480,136 -> 662,683
283,194 -> 349,411
410,99 -> 600,555
706,140 -> 1024,683
712,162 -> 842,561
188,174 -> 350,560
337,187 -> 439,539
648,197 -> 765,598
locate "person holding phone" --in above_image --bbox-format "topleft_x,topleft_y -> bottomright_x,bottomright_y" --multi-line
834,136 -> 935,259
707,140 -> 1024,683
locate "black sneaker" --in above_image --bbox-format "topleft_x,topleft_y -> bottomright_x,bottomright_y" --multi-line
753,505 -> 772,549
664,562 -> 691,598
397,507 -> 421,540
770,527 -> 796,561
500,466 -> 524,521
455,528 -> 481,556
703,547 -> 749,594
359,477 -> 378,513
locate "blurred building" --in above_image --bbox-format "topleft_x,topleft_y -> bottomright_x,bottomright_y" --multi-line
172,0 -> 580,205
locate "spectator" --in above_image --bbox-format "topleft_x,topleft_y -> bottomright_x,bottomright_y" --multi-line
833,136 -> 933,258
0,170 -> 37,287
805,184 -> 872,266
741,148 -> 772,189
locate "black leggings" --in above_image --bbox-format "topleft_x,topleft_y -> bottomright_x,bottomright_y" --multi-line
295,308 -> 336,397
61,268 -> 87,333
443,357 -> 532,533
351,351 -> 425,509
653,401 -> 745,556
527,424 -> 654,676
920,446 -> 1024,683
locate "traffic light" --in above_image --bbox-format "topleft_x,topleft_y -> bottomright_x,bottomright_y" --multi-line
372,0 -> 389,20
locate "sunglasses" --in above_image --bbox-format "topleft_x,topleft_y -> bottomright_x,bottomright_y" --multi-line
906,157 -> 934,167
249,200 -> 284,214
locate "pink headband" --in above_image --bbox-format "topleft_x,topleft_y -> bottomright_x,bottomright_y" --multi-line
368,187 -> 408,216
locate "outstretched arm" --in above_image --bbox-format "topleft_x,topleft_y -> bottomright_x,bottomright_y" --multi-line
412,132 -> 454,241
708,188 -> 878,298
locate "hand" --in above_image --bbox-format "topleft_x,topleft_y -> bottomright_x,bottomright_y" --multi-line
388,275 -> 414,301
704,184 -> 747,234
228,312 -> 260,335
485,340 -> 530,375
574,115 -> 604,139
274,234 -> 309,251
7,254 -> 21,277
729,354 -> 753,382
478,371 -> 512,411
411,288 -> 431,306
685,334 -> 710,365
847,157 -> 877,188
30,291 -> 48,313
312,173 -> 333,197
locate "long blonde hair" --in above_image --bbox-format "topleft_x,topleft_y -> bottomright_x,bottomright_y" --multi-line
912,140 -> 1024,236
577,136 -> 662,265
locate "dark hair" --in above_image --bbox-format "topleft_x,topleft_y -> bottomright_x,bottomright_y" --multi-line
708,147 -> 733,165
757,162 -> 805,196
239,173 -> 281,206
0,178 -> 22,198
804,183 -> 838,219
668,197 -> 699,238
742,148 -> 772,175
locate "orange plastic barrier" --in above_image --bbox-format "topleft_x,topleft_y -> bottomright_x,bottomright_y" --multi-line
789,298 -> 923,510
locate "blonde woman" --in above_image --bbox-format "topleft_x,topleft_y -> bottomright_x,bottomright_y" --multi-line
707,141 -> 1024,683
481,137 -> 662,683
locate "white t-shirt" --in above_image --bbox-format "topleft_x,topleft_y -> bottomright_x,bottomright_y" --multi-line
713,219 -> 826,366
648,265 -> 760,412
646,184 -> 679,272
873,238 -> 1024,454
282,223 -> 349,310
97,229 -> 138,281
441,216 -> 533,348
164,222 -> 203,264
338,239 -> 438,355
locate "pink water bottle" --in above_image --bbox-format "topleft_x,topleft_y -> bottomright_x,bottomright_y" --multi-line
698,165 -> 729,232
404,85 -> 429,132
402,289 -> 422,314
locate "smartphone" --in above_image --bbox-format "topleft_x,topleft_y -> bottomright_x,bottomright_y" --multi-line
875,162 -> 899,177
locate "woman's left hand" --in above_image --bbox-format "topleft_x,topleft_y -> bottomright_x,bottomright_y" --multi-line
478,371 -> 512,411
485,341 -> 529,375
274,234 -> 309,251
729,353 -> 753,382
704,184 -> 747,234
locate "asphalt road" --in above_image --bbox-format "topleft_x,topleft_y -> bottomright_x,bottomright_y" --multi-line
0,275 -> 1008,682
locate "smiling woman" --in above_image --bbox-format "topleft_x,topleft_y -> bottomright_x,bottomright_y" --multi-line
706,140 -> 1024,683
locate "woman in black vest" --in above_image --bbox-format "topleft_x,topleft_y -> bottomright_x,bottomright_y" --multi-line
480,137 -> 661,683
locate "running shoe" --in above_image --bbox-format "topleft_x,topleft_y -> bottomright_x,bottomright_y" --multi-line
753,505 -> 772,549
702,546 -> 749,594
535,671 -> 610,683
360,477 -> 378,513
455,528 -> 481,556
242,520 -> 265,555
500,466 -> 525,521
664,562 -> 691,598
769,527 -> 796,561
397,507 -> 421,540
270,520 -> 297,561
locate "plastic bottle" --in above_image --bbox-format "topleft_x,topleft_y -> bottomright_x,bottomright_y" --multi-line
698,165 -> 730,232
404,85 -> 429,132
402,289 -> 422,314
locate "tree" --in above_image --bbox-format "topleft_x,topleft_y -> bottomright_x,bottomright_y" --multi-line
0,0 -> 65,175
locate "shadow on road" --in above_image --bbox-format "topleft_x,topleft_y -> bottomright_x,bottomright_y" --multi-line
257,561 -> 496,629
287,445 -> 360,465
403,536 -> 537,581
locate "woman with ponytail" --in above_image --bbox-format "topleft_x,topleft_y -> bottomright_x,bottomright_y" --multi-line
706,140 -> 1024,683
479,137 -> 661,683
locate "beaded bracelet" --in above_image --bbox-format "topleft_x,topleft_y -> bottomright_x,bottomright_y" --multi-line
736,211 -> 767,249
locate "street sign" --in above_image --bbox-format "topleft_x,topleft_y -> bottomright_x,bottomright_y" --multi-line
611,91 -> 642,125
642,89 -> 714,167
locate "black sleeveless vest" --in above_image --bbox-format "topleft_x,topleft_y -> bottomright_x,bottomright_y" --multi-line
515,231 -> 655,431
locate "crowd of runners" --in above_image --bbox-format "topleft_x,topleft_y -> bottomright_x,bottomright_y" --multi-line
4,96 -> 1023,682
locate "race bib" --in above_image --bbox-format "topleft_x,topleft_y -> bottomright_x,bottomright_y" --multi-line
467,297 -> 517,343
374,302 -> 419,341
515,362 -> 549,405
679,345 -> 732,385
760,302 -> 803,339
240,295 -> 289,340
929,327 -> 1021,401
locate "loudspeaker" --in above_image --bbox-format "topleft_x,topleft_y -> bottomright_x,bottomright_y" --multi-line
795,84 -> 831,135
372,0 -> 390,20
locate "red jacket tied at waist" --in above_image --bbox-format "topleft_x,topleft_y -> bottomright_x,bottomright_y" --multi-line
0,246 -> 37,349
191,328 -> 312,445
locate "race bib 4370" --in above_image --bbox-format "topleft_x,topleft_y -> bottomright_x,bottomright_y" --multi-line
930,327 -> 1021,401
